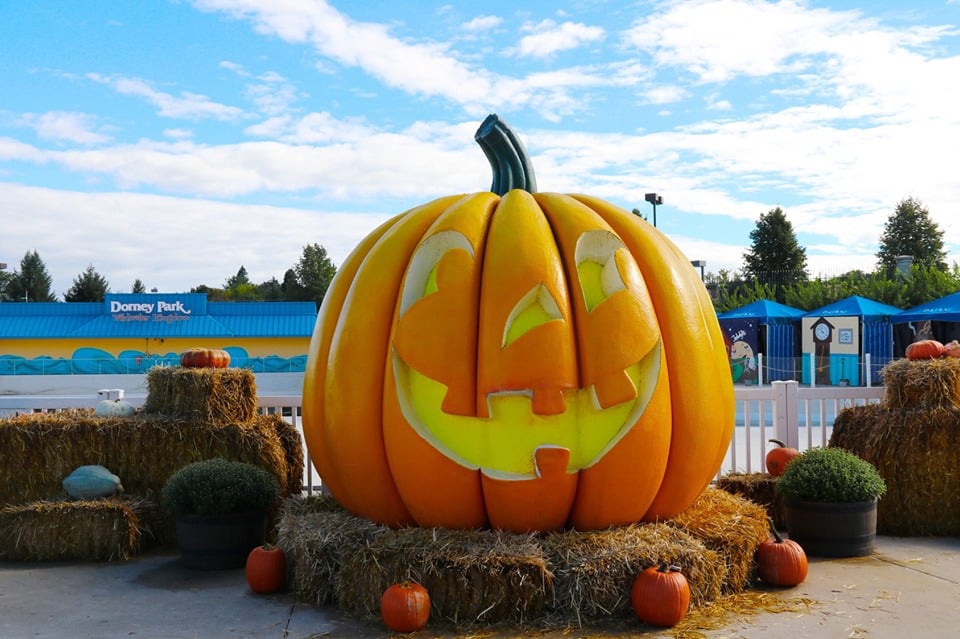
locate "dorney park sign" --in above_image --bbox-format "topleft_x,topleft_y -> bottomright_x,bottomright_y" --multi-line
106,293 -> 198,323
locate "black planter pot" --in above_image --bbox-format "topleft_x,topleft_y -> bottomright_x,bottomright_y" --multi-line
784,499 -> 877,558
175,511 -> 267,570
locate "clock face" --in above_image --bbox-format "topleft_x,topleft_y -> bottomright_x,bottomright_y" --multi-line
815,323 -> 830,341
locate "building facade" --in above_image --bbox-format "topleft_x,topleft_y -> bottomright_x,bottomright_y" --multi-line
0,293 -> 318,375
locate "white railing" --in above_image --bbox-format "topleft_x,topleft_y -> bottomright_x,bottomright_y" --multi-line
0,381 -> 885,492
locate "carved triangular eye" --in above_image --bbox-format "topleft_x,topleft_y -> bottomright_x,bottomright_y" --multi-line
575,230 -> 627,312
503,284 -> 563,348
399,230 -> 474,317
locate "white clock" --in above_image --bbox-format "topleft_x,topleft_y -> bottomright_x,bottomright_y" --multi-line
814,323 -> 830,341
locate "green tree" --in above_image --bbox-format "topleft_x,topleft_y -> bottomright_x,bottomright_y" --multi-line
256,277 -> 284,301
741,207 -> 808,300
280,268 -> 307,301
0,266 -> 13,301
225,266 -> 251,290
223,266 -> 261,301
876,197 -> 947,276
64,264 -> 110,302
132,279 -> 146,293
295,244 -> 337,306
5,250 -> 58,302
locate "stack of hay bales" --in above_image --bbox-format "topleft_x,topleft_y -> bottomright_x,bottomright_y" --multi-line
0,366 -> 303,561
276,487 -> 769,628
830,357 -> 960,535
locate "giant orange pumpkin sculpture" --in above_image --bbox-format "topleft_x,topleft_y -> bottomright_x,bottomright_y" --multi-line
302,115 -> 734,532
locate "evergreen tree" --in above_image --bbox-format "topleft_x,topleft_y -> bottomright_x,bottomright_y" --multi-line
225,266 -> 251,290
64,265 -> 110,302
0,266 -> 12,301
876,197 -> 947,276
5,250 -> 58,302
295,244 -> 337,306
741,207 -> 808,298
132,279 -> 146,293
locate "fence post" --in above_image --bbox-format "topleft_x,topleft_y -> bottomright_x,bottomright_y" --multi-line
772,380 -> 800,450
757,352 -> 764,386
864,353 -> 872,388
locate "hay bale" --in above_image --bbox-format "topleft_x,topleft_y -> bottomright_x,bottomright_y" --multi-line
143,366 -> 257,424
831,404 -> 960,535
278,488 -> 766,628
669,487 -> 770,593
881,357 -> 960,409
543,522 -> 719,626
715,472 -> 786,530
0,497 -> 159,561
337,526 -> 550,626
276,496 -> 386,606
0,411 -> 303,547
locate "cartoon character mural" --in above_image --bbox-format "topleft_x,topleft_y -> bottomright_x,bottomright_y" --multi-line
719,318 -> 759,384
301,115 -> 734,533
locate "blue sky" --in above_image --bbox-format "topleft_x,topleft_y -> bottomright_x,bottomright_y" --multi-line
2,1 -> 959,297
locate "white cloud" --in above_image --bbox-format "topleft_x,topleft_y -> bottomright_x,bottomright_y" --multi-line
461,15 -> 502,32
0,182 -> 392,296
19,111 -> 111,145
86,73 -> 247,121
512,19 -> 605,58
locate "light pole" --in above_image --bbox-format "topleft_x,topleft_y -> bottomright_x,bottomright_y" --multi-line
690,260 -> 706,281
644,193 -> 662,227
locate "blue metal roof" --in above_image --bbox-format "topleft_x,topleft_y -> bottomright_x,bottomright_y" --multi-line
0,295 -> 318,339
894,291 -> 960,323
717,299 -> 805,323
804,295 -> 902,321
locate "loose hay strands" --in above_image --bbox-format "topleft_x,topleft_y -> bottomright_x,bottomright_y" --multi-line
831,404 -> 960,535
143,366 -> 257,424
715,472 -> 785,530
667,590 -> 815,639
0,497 -> 158,561
881,357 -> 960,409
669,488 -> 770,593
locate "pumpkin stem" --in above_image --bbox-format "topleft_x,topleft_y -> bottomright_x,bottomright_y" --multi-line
769,439 -> 787,448
474,114 -> 538,196
767,516 -> 785,543
656,563 -> 682,573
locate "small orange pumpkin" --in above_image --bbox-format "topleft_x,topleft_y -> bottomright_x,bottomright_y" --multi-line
180,347 -> 231,368
380,581 -> 430,633
905,339 -> 945,360
631,563 -> 690,627
943,340 -> 960,357
245,544 -> 286,594
756,518 -> 808,587
765,439 -> 800,477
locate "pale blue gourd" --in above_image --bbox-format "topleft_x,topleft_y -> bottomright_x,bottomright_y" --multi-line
63,465 -> 124,499
94,399 -> 136,417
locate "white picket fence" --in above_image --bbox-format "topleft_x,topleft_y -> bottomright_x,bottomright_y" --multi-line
0,381 -> 884,492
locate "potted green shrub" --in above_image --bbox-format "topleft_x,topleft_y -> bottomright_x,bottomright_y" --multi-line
162,458 -> 280,570
775,446 -> 886,557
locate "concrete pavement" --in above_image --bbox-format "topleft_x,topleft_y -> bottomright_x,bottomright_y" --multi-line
1,535 -> 958,638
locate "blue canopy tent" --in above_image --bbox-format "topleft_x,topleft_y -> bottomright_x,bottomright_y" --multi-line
802,295 -> 901,386
717,299 -> 805,383
891,291 -> 960,355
